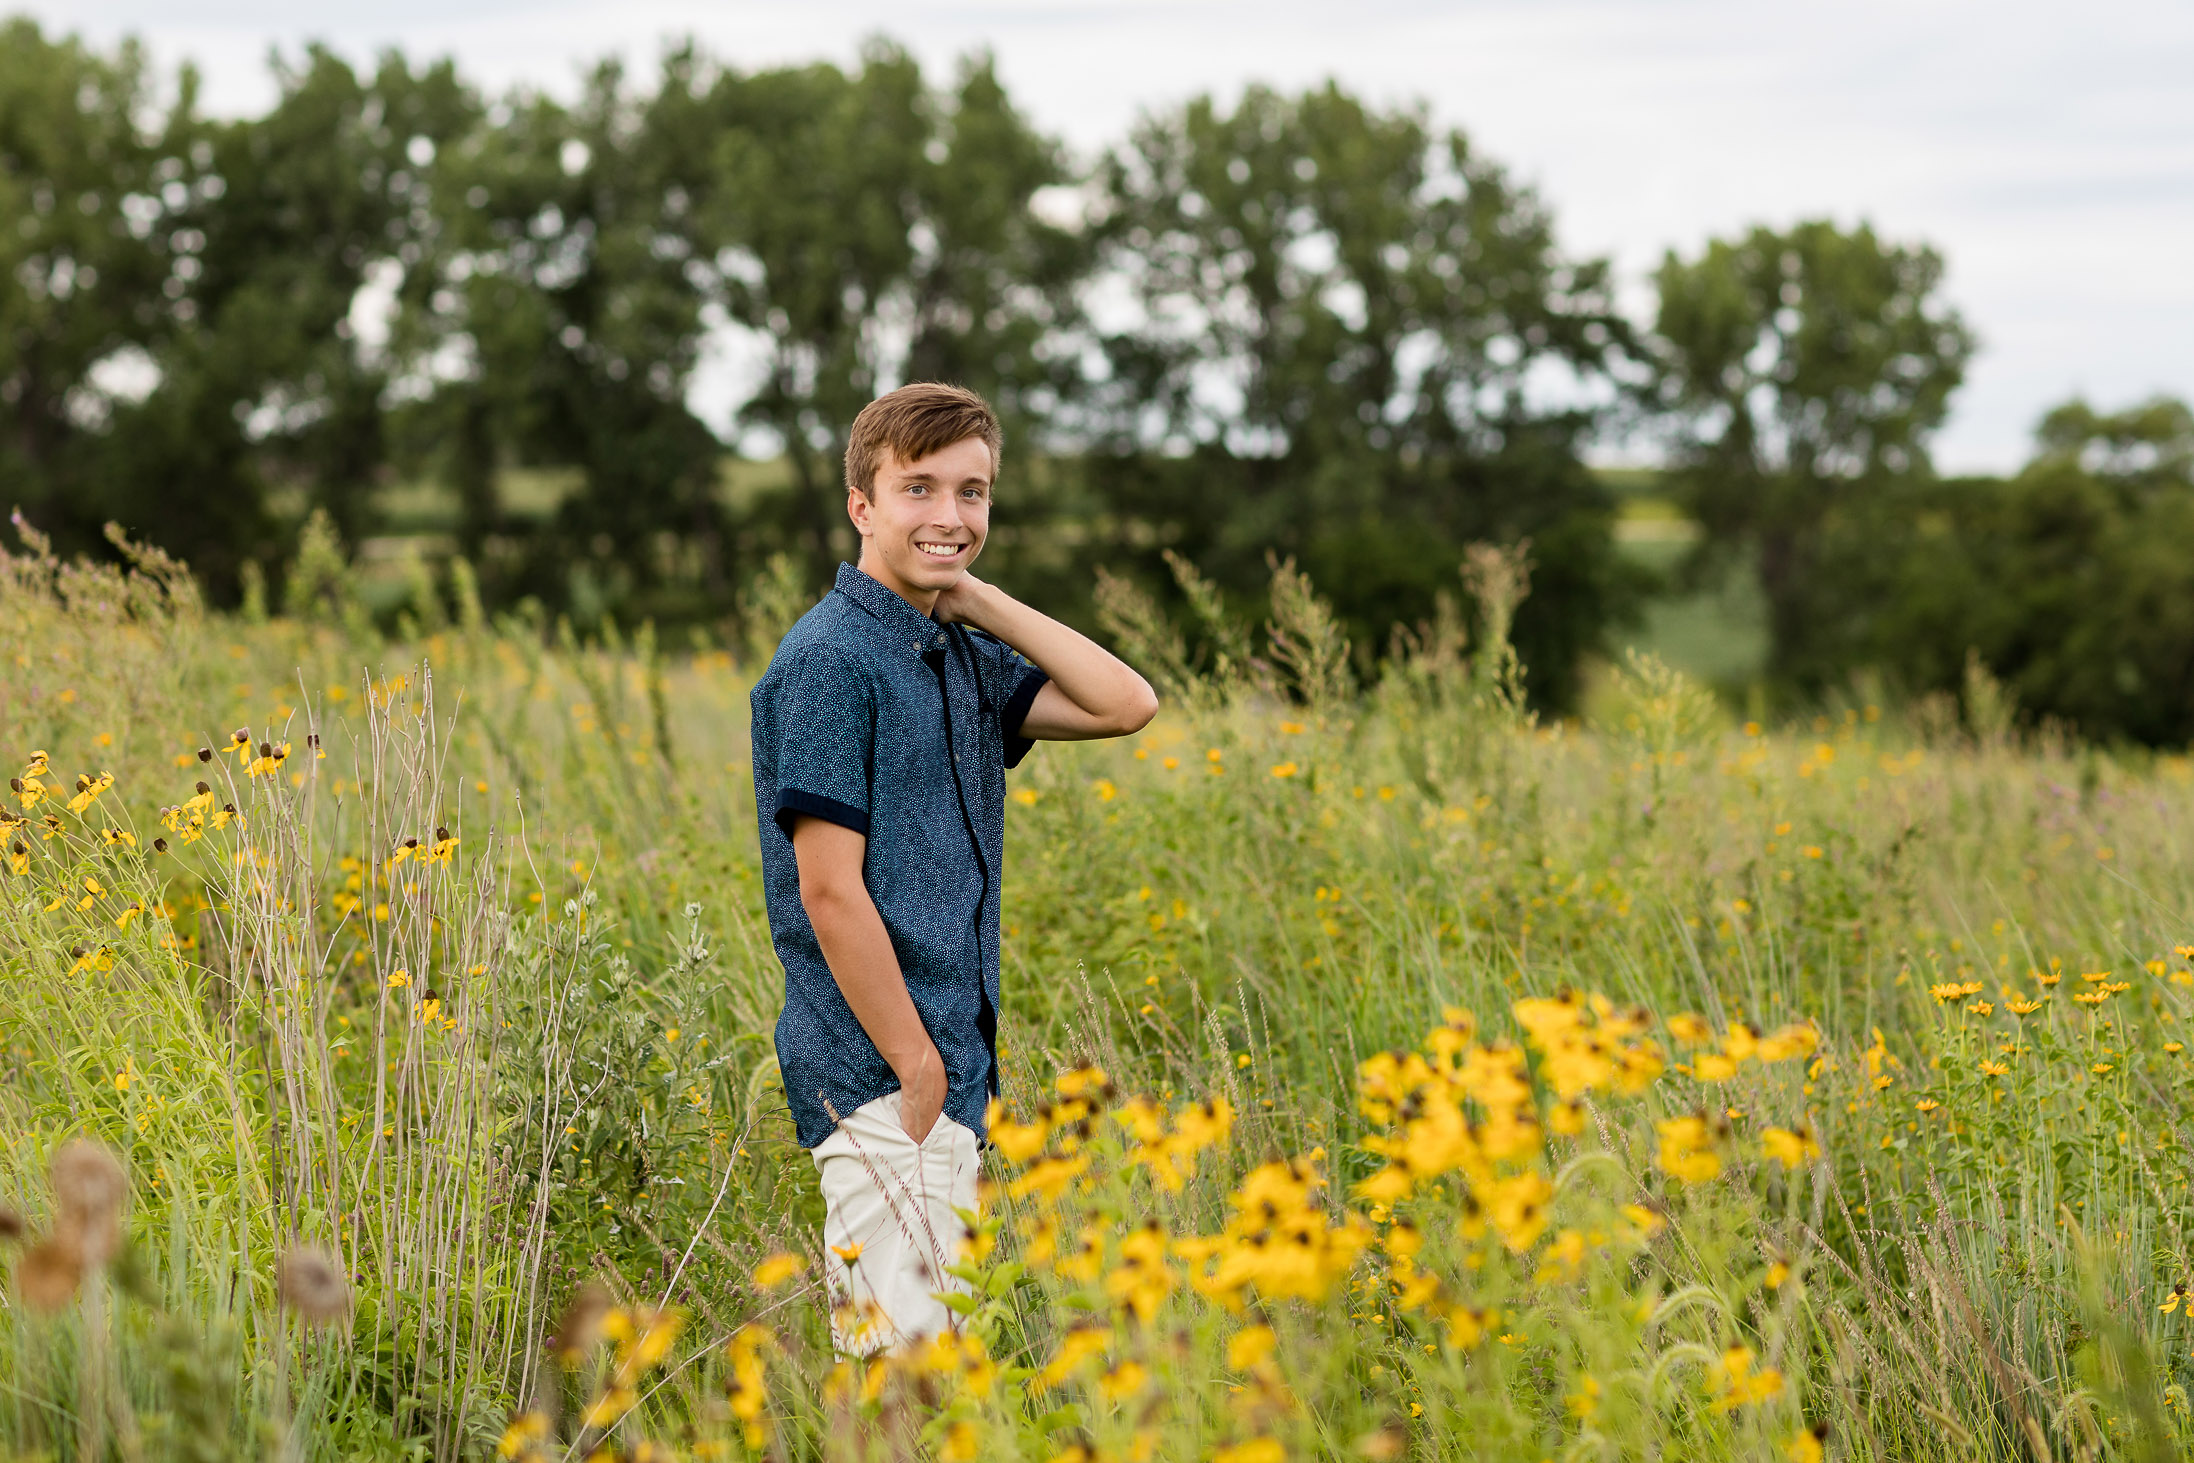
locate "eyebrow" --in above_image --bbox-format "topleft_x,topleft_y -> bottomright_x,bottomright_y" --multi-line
894,471 -> 991,490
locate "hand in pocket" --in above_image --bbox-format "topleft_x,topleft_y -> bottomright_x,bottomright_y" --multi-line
896,1044 -> 947,1145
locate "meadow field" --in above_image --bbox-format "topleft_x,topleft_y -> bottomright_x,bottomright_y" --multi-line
4,524 -> 2194,1463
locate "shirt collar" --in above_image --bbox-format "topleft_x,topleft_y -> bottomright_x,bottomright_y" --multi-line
834,562 -> 947,650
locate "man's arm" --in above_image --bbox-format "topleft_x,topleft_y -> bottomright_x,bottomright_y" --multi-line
934,574 -> 1159,740
790,816 -> 946,1143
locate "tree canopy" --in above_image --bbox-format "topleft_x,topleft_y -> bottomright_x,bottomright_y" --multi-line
5,18 -> 2190,740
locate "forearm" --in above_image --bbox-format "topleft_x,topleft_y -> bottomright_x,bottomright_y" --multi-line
956,579 -> 1156,731
803,883 -> 936,1081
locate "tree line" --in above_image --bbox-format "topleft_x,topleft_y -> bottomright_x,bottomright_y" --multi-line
4,17 -> 2190,739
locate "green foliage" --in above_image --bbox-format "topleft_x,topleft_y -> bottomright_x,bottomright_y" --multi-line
1651,219 -> 1977,694
280,507 -> 363,631
0,25 -> 475,599
1080,83 -> 1639,710
1,26 -> 1649,705
1795,397 -> 2194,744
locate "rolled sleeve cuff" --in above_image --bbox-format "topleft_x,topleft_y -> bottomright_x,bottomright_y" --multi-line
774,788 -> 871,840
1002,670 -> 1049,770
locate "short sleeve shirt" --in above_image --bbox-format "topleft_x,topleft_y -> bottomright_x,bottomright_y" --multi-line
750,563 -> 1049,1149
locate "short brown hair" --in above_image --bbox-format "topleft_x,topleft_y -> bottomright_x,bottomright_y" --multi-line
844,383 -> 1003,498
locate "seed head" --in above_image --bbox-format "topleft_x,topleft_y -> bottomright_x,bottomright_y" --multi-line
276,1245 -> 352,1327
16,1237 -> 83,1312
197,747 -> 213,762
49,1139 -> 126,1264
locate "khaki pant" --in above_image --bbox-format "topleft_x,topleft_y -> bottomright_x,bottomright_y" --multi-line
810,1091 -> 980,1353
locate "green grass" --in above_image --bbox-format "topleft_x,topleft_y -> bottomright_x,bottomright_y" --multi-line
2,529 -> 2189,1461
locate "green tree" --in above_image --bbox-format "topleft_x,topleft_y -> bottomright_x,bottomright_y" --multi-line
1649,220 -> 1975,692
0,22 -> 204,562
1,21 -> 474,599
2033,394 -> 2193,486
1845,397 -> 2194,745
393,42 -> 1076,622
693,43 -> 1078,576
1080,83 -> 1634,707
402,53 -> 726,620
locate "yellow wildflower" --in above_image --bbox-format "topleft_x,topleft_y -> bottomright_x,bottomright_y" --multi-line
1692,1051 -> 1739,1082
1711,1346 -> 1785,1411
1097,1359 -> 1149,1402
1038,1323 -> 1112,1389
1488,1171 -> 1554,1253
1761,1124 -> 1821,1169
1666,1013 -> 1714,1046
1227,1324 -> 1277,1372
1656,1114 -> 1720,1184
496,1411 -> 550,1459
752,1252 -> 805,1288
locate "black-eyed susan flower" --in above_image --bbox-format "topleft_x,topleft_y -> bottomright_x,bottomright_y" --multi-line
1762,1124 -> 1822,1169
1666,1013 -> 1715,1046
1037,1322 -> 1112,1390
1786,1423 -> 1830,1463
1710,1346 -> 1785,1412
494,1410 -> 550,1460
1656,1114 -> 1720,1183
751,1252 -> 804,1288
1227,1323 -> 1277,1373
1096,1359 -> 1148,1402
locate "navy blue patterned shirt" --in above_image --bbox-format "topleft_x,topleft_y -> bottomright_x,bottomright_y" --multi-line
751,563 -> 1049,1149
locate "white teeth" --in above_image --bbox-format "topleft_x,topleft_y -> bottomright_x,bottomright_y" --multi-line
916,542 -> 963,557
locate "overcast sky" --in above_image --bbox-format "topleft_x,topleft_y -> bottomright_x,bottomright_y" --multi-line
31,0 -> 2194,471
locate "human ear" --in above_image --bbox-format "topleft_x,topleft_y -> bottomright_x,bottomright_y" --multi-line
845,487 -> 873,538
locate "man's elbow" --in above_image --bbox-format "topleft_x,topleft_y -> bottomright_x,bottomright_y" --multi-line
1105,678 -> 1160,737
798,868 -> 862,925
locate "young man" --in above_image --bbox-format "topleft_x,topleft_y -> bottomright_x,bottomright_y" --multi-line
749,383 -> 1158,1351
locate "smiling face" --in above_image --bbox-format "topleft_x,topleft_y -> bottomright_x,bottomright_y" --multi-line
847,435 -> 994,612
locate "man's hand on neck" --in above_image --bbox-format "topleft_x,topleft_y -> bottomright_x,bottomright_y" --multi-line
928,572 -> 1159,741
930,571 -> 996,628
